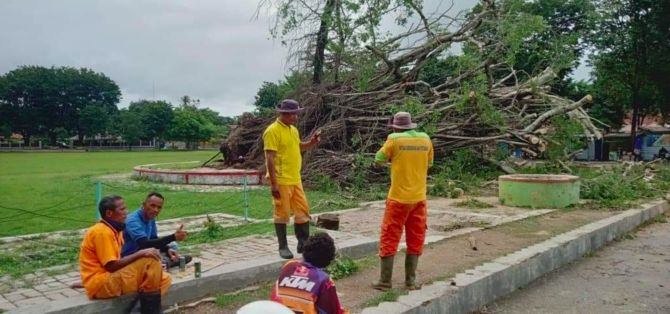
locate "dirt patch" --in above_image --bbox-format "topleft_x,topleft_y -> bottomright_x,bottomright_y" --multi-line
175,209 -> 616,314
433,220 -> 490,232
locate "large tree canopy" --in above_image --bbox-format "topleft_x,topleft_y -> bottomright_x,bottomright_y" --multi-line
0,66 -> 121,145
129,99 -> 175,145
589,0 -> 670,147
168,107 -> 217,149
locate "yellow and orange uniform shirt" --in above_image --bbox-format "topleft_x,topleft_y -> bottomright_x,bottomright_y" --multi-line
375,130 -> 434,203
79,220 -> 124,299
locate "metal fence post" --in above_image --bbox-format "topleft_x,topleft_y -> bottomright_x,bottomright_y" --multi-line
95,181 -> 102,220
243,173 -> 249,222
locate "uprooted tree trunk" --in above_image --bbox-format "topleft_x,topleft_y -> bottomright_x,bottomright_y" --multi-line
312,0 -> 336,84
223,0 -> 602,184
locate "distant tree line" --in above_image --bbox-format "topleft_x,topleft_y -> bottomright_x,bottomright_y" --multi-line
0,66 -> 235,149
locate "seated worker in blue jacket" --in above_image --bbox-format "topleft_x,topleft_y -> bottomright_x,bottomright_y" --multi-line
121,192 -> 192,268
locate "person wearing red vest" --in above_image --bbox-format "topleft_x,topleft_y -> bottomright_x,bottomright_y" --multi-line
271,233 -> 349,314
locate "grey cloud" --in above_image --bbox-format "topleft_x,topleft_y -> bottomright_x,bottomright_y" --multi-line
0,0 -> 286,116
0,0 -> 589,117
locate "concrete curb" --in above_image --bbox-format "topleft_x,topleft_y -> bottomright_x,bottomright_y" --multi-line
361,199 -> 669,314
132,163 -> 265,186
7,234 -> 379,314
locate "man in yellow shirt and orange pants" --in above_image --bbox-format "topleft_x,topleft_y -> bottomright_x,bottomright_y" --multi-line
263,99 -> 320,259
80,195 -> 172,314
372,112 -> 434,291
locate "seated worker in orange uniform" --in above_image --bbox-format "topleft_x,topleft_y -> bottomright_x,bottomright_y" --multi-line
79,195 -> 172,314
271,233 -> 349,314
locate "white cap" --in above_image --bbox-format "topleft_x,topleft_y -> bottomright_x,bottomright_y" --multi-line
236,301 -> 295,314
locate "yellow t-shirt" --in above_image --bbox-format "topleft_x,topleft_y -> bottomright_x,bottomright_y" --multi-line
79,220 -> 124,299
263,118 -> 302,185
375,130 -> 434,204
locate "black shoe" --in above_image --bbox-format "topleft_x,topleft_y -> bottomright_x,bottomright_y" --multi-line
295,223 -> 310,254
138,290 -> 162,314
275,223 -> 294,259
163,254 -> 193,269
127,296 -> 141,314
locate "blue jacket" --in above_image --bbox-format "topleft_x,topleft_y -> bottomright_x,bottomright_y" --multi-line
121,207 -> 158,257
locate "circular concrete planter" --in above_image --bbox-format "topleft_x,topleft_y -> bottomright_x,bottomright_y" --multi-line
132,163 -> 265,185
499,174 -> 580,209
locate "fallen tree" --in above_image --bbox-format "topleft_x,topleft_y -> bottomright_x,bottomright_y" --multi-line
220,0 -> 602,184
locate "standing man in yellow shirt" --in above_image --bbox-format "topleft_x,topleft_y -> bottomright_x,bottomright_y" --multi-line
264,99 -> 320,259
372,112 -> 434,291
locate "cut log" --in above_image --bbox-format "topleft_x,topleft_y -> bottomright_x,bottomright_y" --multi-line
316,214 -> 340,230
521,148 -> 538,157
522,134 -> 540,145
533,128 -> 548,135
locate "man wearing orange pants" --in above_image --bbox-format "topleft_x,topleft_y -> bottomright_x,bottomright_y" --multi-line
264,99 -> 320,259
80,195 -> 172,314
372,112 -> 433,291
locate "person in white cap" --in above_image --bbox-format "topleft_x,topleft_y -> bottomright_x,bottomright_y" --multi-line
237,300 -> 294,314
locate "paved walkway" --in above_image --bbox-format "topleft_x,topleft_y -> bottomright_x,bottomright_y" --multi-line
484,217 -> 670,314
0,229 -> 364,311
339,197 -> 552,245
0,197 -> 554,311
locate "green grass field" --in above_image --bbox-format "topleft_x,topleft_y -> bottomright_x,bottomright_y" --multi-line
0,151 -> 354,237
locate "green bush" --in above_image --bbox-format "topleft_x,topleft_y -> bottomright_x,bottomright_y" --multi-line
428,172 -> 456,197
455,199 -> 494,209
312,174 -> 340,194
428,148 -> 502,195
325,255 -> 359,280
580,173 -> 654,208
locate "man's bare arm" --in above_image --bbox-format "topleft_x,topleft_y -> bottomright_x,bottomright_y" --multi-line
300,131 -> 321,152
104,248 -> 161,273
265,150 -> 281,199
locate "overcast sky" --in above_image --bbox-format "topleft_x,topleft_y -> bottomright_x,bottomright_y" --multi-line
0,0 -> 589,117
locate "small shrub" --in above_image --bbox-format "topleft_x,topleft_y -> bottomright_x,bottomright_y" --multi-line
653,214 -> 668,224
580,174 -> 653,208
312,174 -> 340,194
364,289 -> 408,307
183,218 -> 277,246
428,148 -> 502,196
428,173 -> 456,197
325,255 -> 359,280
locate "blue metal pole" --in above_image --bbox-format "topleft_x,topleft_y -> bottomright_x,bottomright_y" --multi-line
243,174 -> 249,222
95,181 -> 102,220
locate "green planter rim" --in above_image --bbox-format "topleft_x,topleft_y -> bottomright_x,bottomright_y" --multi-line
499,174 -> 579,184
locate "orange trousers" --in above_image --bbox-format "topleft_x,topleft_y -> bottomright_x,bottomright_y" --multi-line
94,257 -> 172,299
379,199 -> 427,257
272,184 -> 311,224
